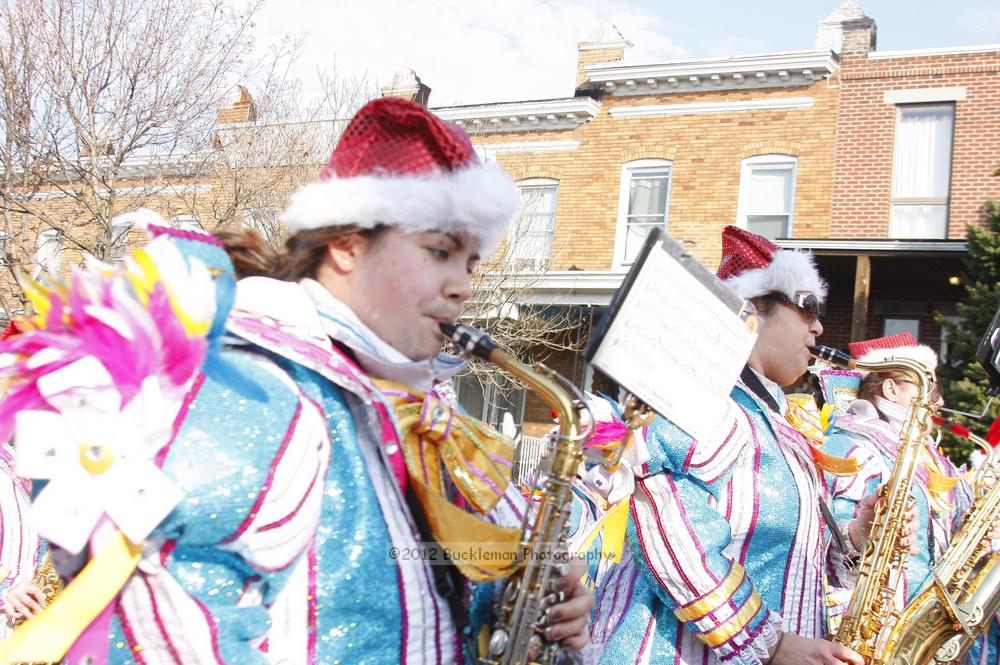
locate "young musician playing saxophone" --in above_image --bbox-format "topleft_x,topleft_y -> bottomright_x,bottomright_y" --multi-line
591,227 -> 867,665
217,97 -> 594,664
821,334 -> 995,662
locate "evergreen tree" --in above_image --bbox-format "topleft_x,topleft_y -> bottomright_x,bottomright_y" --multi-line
937,172 -> 1000,462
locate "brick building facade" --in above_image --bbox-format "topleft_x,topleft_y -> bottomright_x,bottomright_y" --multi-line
2,2 -> 997,435
430,3 -> 1000,432
810,18 -> 1000,353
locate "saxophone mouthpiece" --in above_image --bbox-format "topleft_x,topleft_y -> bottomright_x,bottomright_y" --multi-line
809,345 -> 858,369
439,322 -> 498,362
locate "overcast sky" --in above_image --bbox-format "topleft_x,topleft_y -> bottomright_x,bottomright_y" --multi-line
252,0 -> 1000,107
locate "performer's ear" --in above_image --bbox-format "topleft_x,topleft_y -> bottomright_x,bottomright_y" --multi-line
325,233 -> 367,274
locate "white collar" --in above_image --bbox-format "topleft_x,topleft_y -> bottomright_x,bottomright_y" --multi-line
844,396 -> 909,432
748,366 -> 788,416
845,398 -> 881,422
299,279 -> 465,392
873,395 -> 911,430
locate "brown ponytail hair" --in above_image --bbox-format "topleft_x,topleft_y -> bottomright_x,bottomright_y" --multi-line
857,370 -> 918,403
857,369 -> 941,404
212,225 -> 387,281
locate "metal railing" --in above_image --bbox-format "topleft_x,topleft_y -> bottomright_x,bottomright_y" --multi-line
513,434 -> 552,486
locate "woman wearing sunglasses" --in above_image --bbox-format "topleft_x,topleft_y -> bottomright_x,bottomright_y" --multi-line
592,226 -> 865,665
821,334 -> 975,634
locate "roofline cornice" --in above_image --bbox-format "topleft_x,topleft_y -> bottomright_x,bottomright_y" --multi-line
584,49 -> 838,95
432,98 -> 601,133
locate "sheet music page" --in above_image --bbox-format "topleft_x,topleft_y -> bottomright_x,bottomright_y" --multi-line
591,239 -> 756,442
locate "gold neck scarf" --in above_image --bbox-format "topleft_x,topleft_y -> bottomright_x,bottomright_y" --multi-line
786,393 -> 861,476
374,379 -> 524,581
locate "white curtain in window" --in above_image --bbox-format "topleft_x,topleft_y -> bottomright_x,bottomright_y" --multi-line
110,221 -> 133,263
883,317 -> 921,339
889,203 -> 947,238
623,171 -> 670,263
748,168 -> 792,214
511,184 -> 557,270
738,157 -> 796,240
34,230 -> 61,274
892,106 -> 953,199
628,173 -> 670,217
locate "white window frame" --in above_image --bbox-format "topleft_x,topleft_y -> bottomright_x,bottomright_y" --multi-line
889,103 -> 955,239
735,154 -> 798,239
34,229 -> 61,275
613,159 -> 673,268
510,178 -> 559,273
170,214 -> 201,231
109,219 -> 133,264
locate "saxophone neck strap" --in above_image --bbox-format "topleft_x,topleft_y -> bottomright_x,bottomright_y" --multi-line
740,365 -> 782,415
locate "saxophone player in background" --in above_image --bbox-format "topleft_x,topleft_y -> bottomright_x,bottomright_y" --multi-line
590,227 -> 866,665
0,439 -> 46,634
821,333 -> 998,663
0,321 -> 49,635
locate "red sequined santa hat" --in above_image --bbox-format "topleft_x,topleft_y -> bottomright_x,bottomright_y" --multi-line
281,97 -> 520,253
0,320 -> 21,341
716,226 -> 827,303
987,417 -> 1000,448
848,332 -> 938,375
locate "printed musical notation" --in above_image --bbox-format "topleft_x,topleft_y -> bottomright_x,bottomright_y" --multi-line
590,233 -> 756,442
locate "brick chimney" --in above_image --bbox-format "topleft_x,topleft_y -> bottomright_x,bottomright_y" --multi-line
216,85 -> 258,125
815,1 -> 876,55
380,68 -> 431,107
576,21 -> 632,88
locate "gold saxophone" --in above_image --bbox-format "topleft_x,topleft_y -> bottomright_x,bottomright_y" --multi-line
441,323 -> 591,665
881,420 -> 1000,665
810,345 -> 940,665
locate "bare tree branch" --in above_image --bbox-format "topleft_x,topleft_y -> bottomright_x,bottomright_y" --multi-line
0,0 -> 267,319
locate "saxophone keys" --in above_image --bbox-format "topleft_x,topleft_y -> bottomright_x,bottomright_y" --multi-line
487,628 -> 509,656
526,633 -> 544,660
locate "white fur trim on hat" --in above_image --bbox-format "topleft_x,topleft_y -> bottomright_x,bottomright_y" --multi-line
857,344 -> 939,376
724,249 -> 828,303
280,161 -> 521,254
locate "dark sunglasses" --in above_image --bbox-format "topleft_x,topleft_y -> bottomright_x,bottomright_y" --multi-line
771,292 -> 820,324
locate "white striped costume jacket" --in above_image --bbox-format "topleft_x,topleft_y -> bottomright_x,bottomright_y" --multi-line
592,381 -> 832,665
0,442 -> 42,639
105,346 -> 332,664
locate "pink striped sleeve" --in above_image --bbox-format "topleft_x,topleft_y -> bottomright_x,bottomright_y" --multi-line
630,470 -> 772,660
0,465 -> 40,595
221,390 -> 331,573
683,401 -> 752,485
